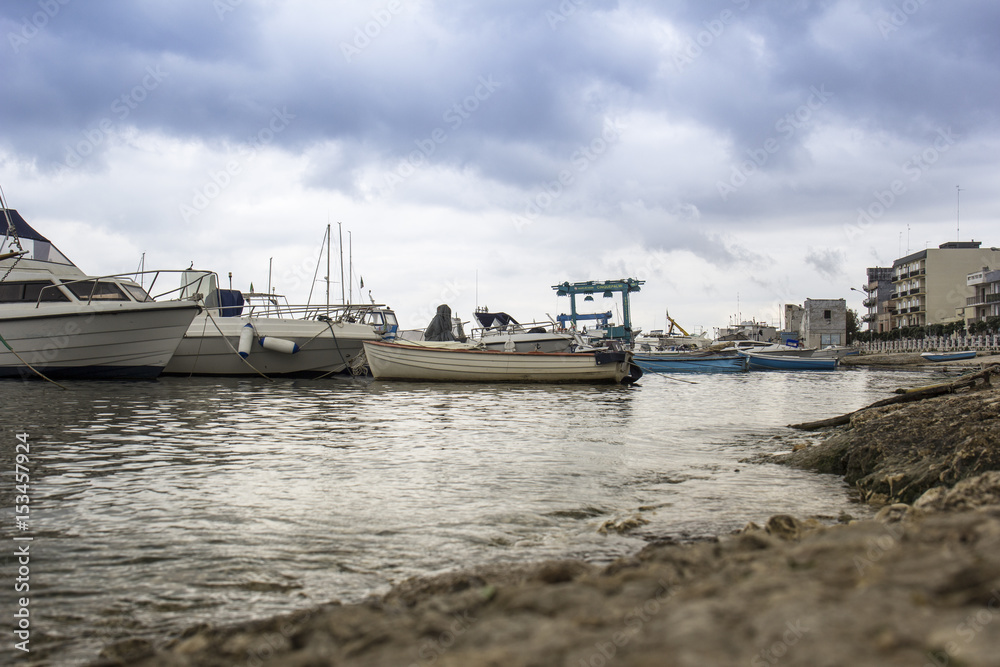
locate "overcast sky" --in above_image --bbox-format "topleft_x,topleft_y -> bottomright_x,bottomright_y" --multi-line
2,0 -> 998,333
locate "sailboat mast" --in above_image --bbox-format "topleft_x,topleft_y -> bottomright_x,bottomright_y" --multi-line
338,222 -> 345,305
325,223 -> 331,311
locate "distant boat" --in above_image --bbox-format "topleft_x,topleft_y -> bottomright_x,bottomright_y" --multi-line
363,340 -> 639,383
737,350 -> 839,371
920,350 -> 977,362
633,352 -> 748,373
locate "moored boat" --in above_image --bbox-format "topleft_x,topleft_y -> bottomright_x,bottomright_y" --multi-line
362,339 -> 638,383
633,352 -> 748,373
164,270 -> 397,377
1,208 -> 200,379
470,309 -> 576,353
920,350 -> 977,363
737,349 -> 839,371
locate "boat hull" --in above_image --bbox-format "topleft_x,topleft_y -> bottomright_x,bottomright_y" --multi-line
363,341 -> 631,383
633,354 -> 748,373
920,351 -> 977,362
739,351 -> 839,371
164,315 -> 381,376
0,302 -> 200,379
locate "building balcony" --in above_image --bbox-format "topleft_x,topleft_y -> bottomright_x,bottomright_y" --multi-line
863,297 -> 877,308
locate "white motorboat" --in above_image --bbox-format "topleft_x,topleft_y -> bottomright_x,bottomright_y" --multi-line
470,309 -> 576,353
0,208 -> 200,379
163,270 -> 397,376
362,339 -> 639,383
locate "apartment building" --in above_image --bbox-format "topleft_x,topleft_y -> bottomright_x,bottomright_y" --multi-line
890,241 -> 1000,329
862,267 -> 893,333
965,267 -> 1000,326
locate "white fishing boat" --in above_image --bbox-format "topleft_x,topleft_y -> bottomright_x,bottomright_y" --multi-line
0,208 -> 200,379
362,339 -> 639,383
163,270 -> 397,377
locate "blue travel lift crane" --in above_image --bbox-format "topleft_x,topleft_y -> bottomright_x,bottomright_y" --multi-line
552,278 -> 645,342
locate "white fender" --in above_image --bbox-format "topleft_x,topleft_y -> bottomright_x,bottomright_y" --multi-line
259,336 -> 300,354
238,323 -> 254,358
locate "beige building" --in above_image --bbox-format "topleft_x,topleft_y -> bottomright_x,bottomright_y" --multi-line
890,241 -> 1000,329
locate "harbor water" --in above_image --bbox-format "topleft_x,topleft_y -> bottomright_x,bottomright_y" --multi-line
1,366 -> 946,664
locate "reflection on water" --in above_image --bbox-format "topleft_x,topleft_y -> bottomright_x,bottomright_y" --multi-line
0,367 -> 943,664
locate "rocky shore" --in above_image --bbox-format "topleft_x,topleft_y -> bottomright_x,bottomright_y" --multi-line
97,366 -> 1000,667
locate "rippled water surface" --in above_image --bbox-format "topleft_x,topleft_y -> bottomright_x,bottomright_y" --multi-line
0,366 -> 947,664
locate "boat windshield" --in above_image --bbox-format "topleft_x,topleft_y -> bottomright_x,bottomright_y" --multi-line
64,280 -> 131,301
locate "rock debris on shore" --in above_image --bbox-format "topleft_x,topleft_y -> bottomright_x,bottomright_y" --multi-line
97,380 -> 1000,667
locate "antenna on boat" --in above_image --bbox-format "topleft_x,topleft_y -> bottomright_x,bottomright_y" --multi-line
348,230 -> 353,305
267,257 -> 273,295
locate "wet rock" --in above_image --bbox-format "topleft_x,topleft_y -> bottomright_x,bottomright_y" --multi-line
913,470 -> 1000,513
778,387 -> 1000,504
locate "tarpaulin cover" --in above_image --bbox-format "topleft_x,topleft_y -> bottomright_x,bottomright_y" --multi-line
424,304 -> 456,341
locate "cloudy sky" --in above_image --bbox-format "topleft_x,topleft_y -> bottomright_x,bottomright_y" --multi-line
2,0 -> 998,334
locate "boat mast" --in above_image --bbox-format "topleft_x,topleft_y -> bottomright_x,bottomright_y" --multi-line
326,222 -> 331,311
338,222 -> 345,305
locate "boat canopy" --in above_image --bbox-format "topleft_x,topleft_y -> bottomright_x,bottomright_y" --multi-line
1,209 -> 76,267
474,311 -> 519,329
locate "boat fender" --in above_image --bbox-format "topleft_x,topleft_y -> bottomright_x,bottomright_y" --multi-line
238,323 -> 255,358
259,336 -> 300,354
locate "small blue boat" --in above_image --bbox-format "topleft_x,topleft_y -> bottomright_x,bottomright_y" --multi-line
738,350 -> 838,371
633,353 -> 749,373
920,350 -> 977,362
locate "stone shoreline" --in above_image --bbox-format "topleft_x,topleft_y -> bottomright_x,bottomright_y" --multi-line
96,372 -> 1000,667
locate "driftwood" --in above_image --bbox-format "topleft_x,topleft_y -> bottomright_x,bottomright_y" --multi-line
789,363 -> 1000,431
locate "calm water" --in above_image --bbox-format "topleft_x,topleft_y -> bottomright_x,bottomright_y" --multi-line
0,366 -> 945,665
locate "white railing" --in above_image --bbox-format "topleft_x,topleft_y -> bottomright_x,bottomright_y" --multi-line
858,334 -> 1000,354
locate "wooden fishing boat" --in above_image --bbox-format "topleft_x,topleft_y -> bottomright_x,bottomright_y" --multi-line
362,340 -> 638,383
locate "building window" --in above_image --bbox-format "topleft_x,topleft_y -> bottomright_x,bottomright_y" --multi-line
823,310 -> 831,319
820,334 -> 842,346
